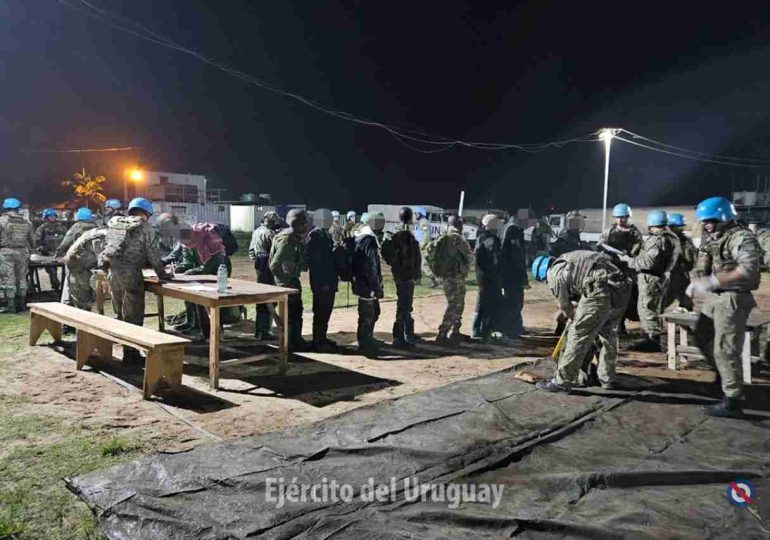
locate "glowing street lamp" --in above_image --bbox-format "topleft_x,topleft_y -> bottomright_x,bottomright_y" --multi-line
599,128 -> 618,234
124,167 -> 145,201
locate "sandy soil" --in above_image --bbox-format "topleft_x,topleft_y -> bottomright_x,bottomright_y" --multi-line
8,269 -> 770,453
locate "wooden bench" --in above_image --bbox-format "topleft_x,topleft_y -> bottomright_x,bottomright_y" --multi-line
28,302 -> 190,399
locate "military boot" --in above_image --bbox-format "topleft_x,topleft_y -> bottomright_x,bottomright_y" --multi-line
630,335 -> 662,353
405,319 -> 423,344
122,347 -> 144,368
435,328 -> 452,345
16,294 -> 27,313
391,321 -> 413,349
429,277 -> 439,289
705,397 -> 745,419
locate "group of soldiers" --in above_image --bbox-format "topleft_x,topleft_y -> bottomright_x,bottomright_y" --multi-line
532,196 -> 762,420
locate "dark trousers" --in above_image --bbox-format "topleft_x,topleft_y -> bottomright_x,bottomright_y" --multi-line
312,289 -> 336,344
500,283 -> 524,337
357,297 -> 381,346
393,280 -> 415,341
254,256 -> 275,336
472,283 -> 501,340
287,287 -> 304,347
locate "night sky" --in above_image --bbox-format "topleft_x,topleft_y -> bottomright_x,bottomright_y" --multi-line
2,0 -> 770,213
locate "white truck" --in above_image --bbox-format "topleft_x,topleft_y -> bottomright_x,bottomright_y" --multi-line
367,204 -> 478,244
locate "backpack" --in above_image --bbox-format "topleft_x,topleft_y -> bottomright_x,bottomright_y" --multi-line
382,230 -> 420,279
214,224 -> 238,256
334,238 -> 354,282
425,235 -> 451,278
99,216 -> 144,268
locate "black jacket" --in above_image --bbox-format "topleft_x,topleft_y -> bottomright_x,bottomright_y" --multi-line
352,228 -> 383,298
306,227 -> 339,294
500,222 -> 528,285
381,228 -> 421,282
475,229 -> 501,286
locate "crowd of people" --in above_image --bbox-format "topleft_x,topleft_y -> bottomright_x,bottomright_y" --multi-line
0,194 -> 762,419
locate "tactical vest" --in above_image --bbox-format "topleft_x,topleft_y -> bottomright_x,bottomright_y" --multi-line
0,215 -> 33,249
100,216 -> 144,266
640,231 -> 680,277
65,228 -> 108,271
605,225 -> 640,255
704,223 -> 761,291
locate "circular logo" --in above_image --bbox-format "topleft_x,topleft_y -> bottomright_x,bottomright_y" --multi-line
726,480 -> 755,507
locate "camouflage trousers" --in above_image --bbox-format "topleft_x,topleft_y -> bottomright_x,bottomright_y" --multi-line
694,291 -> 755,399
439,277 -> 466,333
108,268 -> 145,326
64,266 -> 96,311
637,273 -> 667,337
555,280 -> 631,387
0,248 -> 29,300
420,250 -> 436,282
663,270 -> 693,311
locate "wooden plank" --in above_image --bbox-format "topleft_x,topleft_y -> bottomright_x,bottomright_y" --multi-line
220,352 -> 279,367
144,347 -> 184,399
279,297 -> 289,375
29,312 -> 46,346
742,331 -> 752,384
209,306 -> 220,390
156,294 -> 165,332
145,277 -> 297,307
667,322 -> 677,370
29,303 -> 188,349
679,326 -> 687,348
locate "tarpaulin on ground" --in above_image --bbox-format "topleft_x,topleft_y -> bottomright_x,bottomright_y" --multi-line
67,367 -> 770,539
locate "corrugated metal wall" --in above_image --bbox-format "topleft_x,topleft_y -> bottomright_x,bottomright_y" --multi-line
152,201 -> 230,225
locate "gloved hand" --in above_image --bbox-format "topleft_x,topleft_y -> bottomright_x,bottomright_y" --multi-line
686,275 -> 720,297
617,253 -> 633,265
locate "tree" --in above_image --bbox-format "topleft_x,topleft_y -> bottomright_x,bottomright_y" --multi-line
61,169 -> 107,209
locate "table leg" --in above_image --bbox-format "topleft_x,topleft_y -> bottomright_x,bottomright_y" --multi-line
742,331 -> 752,384
209,306 -> 220,390
278,296 -> 288,375
679,326 -> 687,348
667,322 -> 677,370
156,294 -> 165,332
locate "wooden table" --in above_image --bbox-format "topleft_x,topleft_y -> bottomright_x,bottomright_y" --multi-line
28,256 -> 65,293
144,274 -> 297,390
662,310 -> 770,384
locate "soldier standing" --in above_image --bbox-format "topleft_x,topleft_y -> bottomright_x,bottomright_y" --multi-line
63,228 -> 108,311
249,211 -> 281,340
623,210 -> 680,352
306,209 -> 339,352
414,207 -> 439,288
532,251 -> 632,392
549,210 -> 586,257
381,207 -> 422,349
34,208 -> 67,290
688,197 -> 761,418
472,214 -> 502,342
499,215 -> 528,339
429,215 -> 473,345
351,212 -> 385,354
599,203 -> 644,256
269,209 -> 310,351
329,211 -> 345,248
343,210 -> 359,240
0,198 -> 35,312
56,207 -> 98,258
664,213 -> 697,310
102,199 -> 123,226
98,198 -> 170,365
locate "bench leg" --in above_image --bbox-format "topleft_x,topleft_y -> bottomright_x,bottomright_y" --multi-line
209,307 -> 221,390
278,296 -> 288,375
144,347 -> 184,399
742,331 -> 752,385
667,322 -> 677,370
156,294 -> 165,332
76,331 -> 113,370
29,313 -> 62,346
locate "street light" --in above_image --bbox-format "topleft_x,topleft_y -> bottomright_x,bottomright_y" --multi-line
124,167 -> 145,201
599,128 -> 619,234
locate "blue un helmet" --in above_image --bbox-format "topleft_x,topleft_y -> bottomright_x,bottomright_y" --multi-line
668,213 -> 686,227
75,207 -> 93,221
612,203 -> 632,218
331,210 -> 340,218
2,198 -> 21,210
531,255 -> 554,282
415,206 -> 427,218
127,197 -> 154,216
104,198 -> 122,210
346,210 -> 357,221
42,208 -> 57,219
695,196 -> 737,222
646,210 -> 668,227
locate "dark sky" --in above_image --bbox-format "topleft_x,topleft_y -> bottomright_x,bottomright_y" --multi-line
2,0 -> 770,212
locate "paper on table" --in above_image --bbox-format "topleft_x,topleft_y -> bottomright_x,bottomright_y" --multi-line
177,284 -> 219,292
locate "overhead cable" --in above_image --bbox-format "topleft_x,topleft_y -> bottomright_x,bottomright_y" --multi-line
614,136 -> 770,168
619,129 -> 770,165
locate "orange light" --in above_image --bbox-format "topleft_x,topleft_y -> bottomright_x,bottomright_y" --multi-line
126,168 -> 145,182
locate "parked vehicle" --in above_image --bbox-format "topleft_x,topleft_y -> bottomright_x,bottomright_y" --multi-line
367,204 -> 478,244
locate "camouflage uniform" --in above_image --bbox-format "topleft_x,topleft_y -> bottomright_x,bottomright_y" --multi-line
100,216 -> 168,360
547,251 -> 632,387
35,220 -> 68,289
56,220 -> 98,305
269,229 -> 307,348
329,222 -> 345,249
694,223 -> 761,399
0,213 -> 35,310
249,223 -> 278,337
343,221 -> 360,241
629,229 -> 680,339
436,226 -> 473,337
600,223 -> 644,256
415,217 -> 436,284
665,228 -> 698,310
63,228 -> 107,311
549,229 -> 585,258
755,227 -> 770,270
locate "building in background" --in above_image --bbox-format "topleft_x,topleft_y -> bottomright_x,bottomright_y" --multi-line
127,170 -> 229,224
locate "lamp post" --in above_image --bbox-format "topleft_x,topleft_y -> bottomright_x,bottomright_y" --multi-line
124,167 -> 145,202
599,128 -> 618,234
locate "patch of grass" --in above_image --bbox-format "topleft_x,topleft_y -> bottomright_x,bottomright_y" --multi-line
99,437 -> 134,457
0,513 -> 26,538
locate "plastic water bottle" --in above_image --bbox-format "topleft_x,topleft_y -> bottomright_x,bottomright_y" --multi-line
217,264 -> 228,293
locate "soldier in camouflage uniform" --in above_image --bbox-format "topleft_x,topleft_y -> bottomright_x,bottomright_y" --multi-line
414,207 -> 439,288
533,251 -> 632,392
688,196 -> 761,418
34,208 -> 67,290
269,209 -> 310,351
755,227 -> 770,270
57,207 -> 98,306
664,213 -> 697,310
431,215 -> 473,345
99,198 -> 170,365
0,198 -> 35,312
599,203 -> 644,257
249,211 -> 281,339
63,228 -> 107,311
623,210 -> 680,352
329,211 -> 345,249
343,211 -> 360,241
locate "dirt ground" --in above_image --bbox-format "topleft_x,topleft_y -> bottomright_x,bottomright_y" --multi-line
2,261 -> 770,537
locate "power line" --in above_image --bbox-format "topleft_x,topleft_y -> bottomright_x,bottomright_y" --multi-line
619,129 -> 770,165
26,146 -> 138,153
614,135 -> 770,168
58,0 -> 601,153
